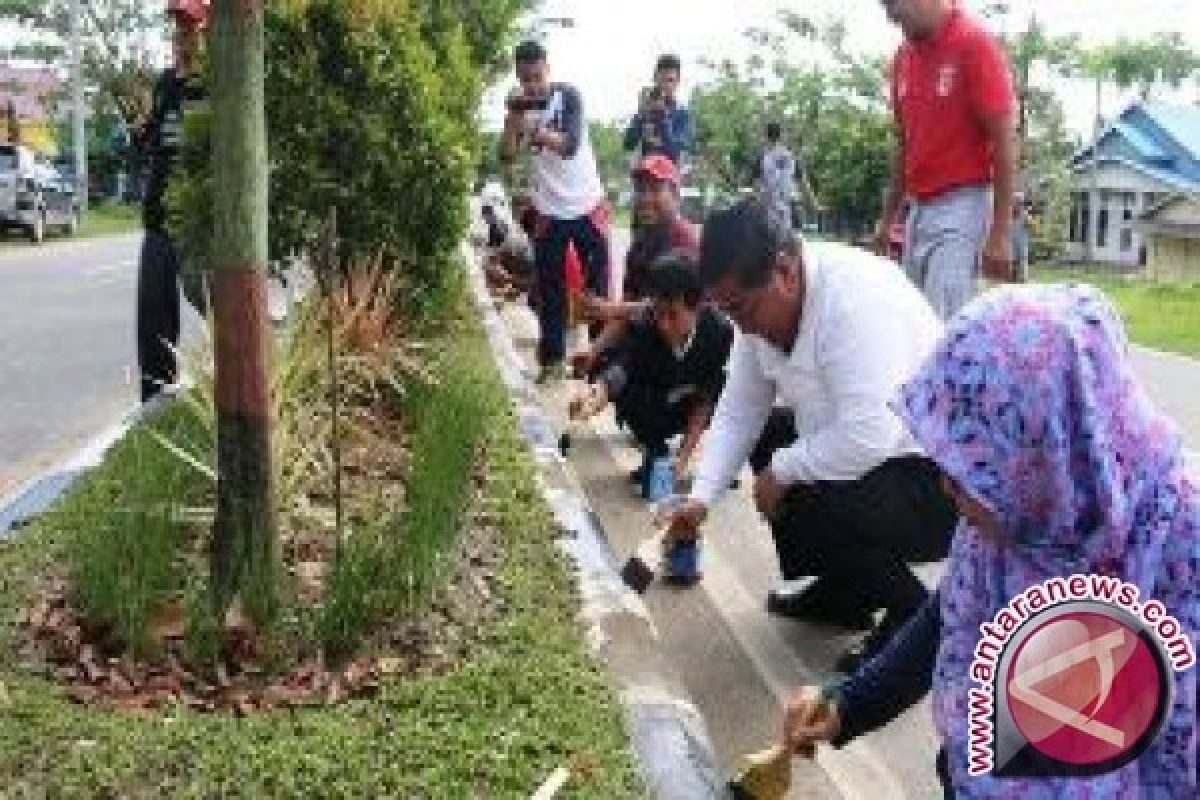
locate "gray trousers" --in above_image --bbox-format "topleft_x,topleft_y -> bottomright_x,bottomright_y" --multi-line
903,185 -> 992,319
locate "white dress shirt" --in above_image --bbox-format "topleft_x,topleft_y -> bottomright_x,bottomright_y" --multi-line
690,242 -> 943,506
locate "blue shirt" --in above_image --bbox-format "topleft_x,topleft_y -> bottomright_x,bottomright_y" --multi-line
624,103 -> 693,165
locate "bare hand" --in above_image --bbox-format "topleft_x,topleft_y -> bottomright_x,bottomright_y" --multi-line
569,349 -> 598,376
981,227 -> 1014,283
783,686 -> 841,757
753,469 -> 786,519
659,498 -> 708,545
568,383 -> 608,421
870,226 -> 890,258
672,451 -> 693,484
532,128 -> 564,153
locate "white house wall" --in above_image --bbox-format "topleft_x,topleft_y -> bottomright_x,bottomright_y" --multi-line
1066,163 -> 1178,267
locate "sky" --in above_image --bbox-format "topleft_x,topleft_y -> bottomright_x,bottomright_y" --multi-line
482,0 -> 1199,136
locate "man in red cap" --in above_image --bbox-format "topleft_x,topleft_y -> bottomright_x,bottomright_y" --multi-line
135,0 -> 210,401
582,153 -> 698,327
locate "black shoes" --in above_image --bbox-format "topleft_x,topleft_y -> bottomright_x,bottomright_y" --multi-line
766,579 -> 874,631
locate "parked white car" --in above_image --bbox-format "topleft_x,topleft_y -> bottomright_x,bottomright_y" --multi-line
0,143 -> 80,244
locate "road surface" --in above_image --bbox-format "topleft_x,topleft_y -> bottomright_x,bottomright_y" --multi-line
0,234 -> 144,497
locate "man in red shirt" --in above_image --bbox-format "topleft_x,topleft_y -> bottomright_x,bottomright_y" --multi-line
874,0 -> 1017,318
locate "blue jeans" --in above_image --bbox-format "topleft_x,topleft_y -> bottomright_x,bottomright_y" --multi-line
533,214 -> 609,365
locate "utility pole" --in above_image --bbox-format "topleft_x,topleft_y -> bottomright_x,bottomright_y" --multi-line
70,0 -> 87,213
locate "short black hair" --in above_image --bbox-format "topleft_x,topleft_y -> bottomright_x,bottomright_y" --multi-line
644,251 -> 703,307
766,122 -> 782,141
514,40 -> 547,65
655,54 -> 682,75
698,200 -> 791,289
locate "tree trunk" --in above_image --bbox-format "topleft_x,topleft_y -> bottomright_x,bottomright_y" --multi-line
209,0 -> 277,623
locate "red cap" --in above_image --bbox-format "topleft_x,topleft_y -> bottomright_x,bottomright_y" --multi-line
168,0 -> 210,30
633,154 -> 679,186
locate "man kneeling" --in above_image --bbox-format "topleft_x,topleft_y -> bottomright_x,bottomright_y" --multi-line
662,201 -> 958,673
570,253 -> 733,485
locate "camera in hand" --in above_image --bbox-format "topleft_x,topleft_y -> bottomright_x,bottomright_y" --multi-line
507,90 -> 550,114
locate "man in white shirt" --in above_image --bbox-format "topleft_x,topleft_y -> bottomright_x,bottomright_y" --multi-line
501,40 -> 609,382
663,201 -> 958,672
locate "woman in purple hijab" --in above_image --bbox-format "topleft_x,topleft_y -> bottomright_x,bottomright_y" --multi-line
781,284 -> 1198,798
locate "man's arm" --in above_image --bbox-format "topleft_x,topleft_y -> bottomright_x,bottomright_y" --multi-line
663,107 -> 694,157
500,103 -> 523,164
979,109 -> 1017,279
689,333 -> 774,506
624,112 -> 643,152
535,85 -> 584,158
969,31 -> 1019,280
875,126 -> 905,253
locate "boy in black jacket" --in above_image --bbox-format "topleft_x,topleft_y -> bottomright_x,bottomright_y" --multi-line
570,253 -> 733,482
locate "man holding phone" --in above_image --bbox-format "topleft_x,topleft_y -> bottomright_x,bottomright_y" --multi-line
624,54 -> 693,167
501,40 -> 609,382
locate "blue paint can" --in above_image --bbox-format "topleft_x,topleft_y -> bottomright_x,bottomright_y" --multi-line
643,455 -> 674,502
665,538 -> 701,584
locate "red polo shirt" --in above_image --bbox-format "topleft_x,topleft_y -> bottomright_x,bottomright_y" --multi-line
891,8 -> 1015,201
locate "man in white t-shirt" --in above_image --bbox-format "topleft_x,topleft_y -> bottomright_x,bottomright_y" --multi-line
662,201 -> 958,673
501,40 -> 609,382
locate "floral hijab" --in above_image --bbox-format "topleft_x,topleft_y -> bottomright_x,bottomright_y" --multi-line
896,285 -> 1198,798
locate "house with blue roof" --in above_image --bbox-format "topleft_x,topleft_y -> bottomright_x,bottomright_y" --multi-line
1068,101 -> 1200,269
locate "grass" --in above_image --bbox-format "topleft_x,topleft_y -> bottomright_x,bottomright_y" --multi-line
77,203 -> 142,238
1033,265 -> 1200,358
0,303 -> 643,797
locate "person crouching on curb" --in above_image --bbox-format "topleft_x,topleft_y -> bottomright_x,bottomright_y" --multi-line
574,153 -> 700,377
660,200 -> 959,674
781,285 -> 1198,799
569,253 -> 732,489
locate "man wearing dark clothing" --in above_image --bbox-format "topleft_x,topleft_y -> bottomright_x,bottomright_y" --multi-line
570,255 -> 733,481
578,155 -> 698,357
624,54 -> 693,167
136,0 -> 209,402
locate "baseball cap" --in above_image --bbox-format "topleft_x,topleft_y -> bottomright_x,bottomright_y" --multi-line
633,154 -> 679,187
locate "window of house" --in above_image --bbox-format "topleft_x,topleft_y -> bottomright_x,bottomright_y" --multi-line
1122,192 -> 1136,222
1097,208 -> 1109,248
1079,193 -> 1091,245
1120,228 -> 1133,253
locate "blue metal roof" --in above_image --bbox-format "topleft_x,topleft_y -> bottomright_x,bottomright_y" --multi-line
1072,154 -> 1200,193
1144,103 -> 1200,161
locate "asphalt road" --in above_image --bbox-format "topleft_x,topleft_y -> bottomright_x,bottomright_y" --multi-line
0,234 -> 144,497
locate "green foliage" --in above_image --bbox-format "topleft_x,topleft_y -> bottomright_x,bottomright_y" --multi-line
0,0 -> 162,135
319,329 -> 497,658
169,0 -> 530,314
590,121 -> 629,196
57,406 -> 212,660
0,342 -> 642,796
691,19 -> 894,232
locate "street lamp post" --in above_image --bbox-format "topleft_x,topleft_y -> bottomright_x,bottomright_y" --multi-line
70,0 -> 87,213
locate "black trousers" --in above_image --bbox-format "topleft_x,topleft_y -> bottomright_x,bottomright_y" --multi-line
136,230 -> 206,401
614,387 -> 692,458
748,409 -> 957,619
533,215 -> 609,366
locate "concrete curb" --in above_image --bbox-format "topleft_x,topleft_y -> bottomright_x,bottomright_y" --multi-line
0,392 -> 174,538
464,246 -> 727,799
